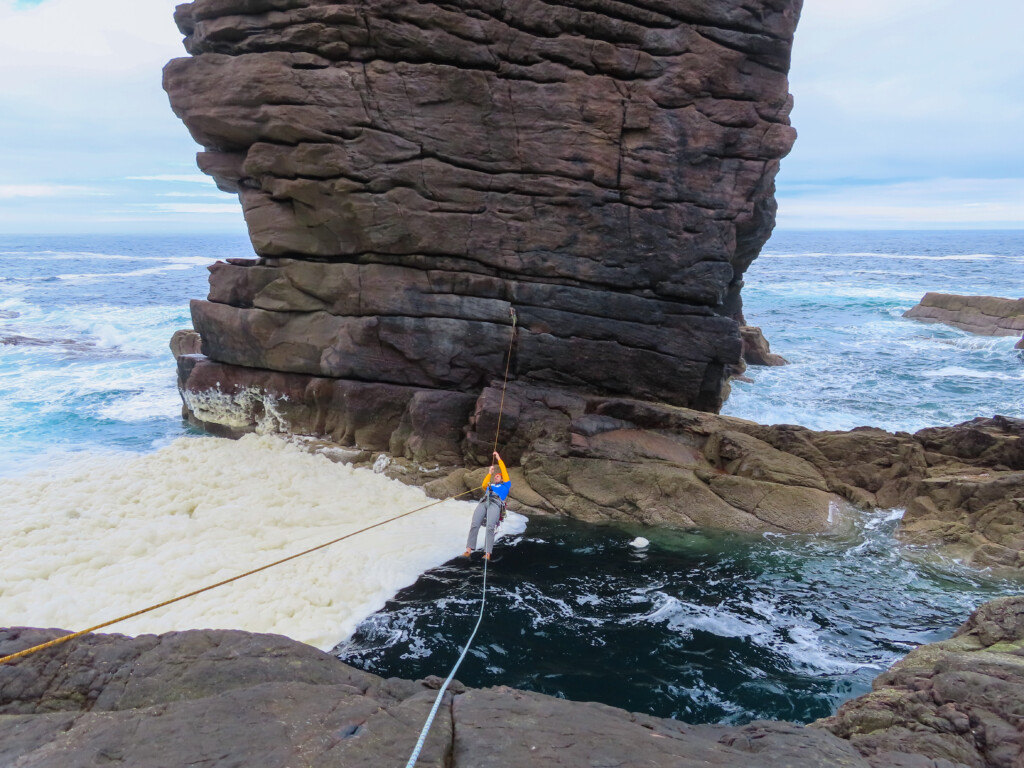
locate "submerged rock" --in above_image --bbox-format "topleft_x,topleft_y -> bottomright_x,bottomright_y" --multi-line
904,292 -> 1024,337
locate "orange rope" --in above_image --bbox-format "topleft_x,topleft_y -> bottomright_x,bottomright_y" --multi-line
491,307 -> 517,457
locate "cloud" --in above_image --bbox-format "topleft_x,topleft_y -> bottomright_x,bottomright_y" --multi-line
135,203 -> 242,215
0,184 -> 106,199
777,178 -> 1024,229
783,0 -> 1024,184
0,0 -> 198,186
127,175 -> 217,184
159,192 -> 236,198
0,0 -> 183,83
0,0 -> 1021,233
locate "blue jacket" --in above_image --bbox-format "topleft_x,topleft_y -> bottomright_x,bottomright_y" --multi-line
482,459 -> 511,502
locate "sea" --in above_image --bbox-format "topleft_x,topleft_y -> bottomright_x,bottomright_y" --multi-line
1,229 -> 1021,725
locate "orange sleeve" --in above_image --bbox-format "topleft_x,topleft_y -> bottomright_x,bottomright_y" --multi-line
481,472 -> 492,490
498,458 -> 509,483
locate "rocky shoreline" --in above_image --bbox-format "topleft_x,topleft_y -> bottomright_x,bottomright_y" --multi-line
161,1 -> 1023,573
173,335 -> 1024,569
3,596 -> 1022,767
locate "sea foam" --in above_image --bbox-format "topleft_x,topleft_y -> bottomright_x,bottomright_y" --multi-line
0,433 -> 496,650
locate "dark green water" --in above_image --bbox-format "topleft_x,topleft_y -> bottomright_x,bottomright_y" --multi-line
336,511 -> 1021,724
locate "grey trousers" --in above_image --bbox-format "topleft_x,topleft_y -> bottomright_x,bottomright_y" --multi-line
466,496 -> 502,555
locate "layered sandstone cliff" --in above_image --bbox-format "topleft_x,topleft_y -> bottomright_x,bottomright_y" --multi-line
165,0 -> 802,431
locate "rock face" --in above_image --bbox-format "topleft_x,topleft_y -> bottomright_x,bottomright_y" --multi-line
5,597 -> 1024,767
164,0 -> 802,419
814,596 -> 1024,768
740,324 -> 788,366
904,293 -> 1024,337
0,626 -> 884,768
172,340 -> 1024,560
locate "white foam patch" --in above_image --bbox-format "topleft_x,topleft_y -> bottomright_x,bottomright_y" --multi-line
0,252 -> 216,267
631,593 -> 869,675
95,385 -> 183,423
0,434 -> 496,651
761,257 -> 831,264
862,508 -> 905,532
923,366 -> 1023,381
56,264 -> 200,281
182,386 -> 287,431
0,251 -> 136,260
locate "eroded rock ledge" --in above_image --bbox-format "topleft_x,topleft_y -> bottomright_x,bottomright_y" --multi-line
176,343 -> 1024,567
814,596 -> 1024,768
164,0 -> 803,414
904,293 -> 1024,340
4,597 -> 1023,767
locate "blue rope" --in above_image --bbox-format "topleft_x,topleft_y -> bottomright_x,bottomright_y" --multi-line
404,557 -> 489,768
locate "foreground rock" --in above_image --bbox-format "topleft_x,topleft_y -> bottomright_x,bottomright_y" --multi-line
6,597 -> 1024,767
814,596 -> 1024,768
164,0 -> 803,418
904,293 -> 1024,338
0,627 -> 889,768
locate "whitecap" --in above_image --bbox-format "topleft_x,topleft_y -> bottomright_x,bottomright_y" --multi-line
0,250 -> 136,260
96,387 -> 183,423
922,366 -> 1022,380
56,263 -> 204,282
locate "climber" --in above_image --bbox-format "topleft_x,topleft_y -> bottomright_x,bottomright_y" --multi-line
463,451 -> 510,561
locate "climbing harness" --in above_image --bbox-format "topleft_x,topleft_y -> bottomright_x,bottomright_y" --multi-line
403,557 -> 488,768
486,486 -> 508,529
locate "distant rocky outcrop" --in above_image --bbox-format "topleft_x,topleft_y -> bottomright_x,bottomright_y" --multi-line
904,293 -> 1024,338
164,0 -> 802,424
5,597 -> 1024,767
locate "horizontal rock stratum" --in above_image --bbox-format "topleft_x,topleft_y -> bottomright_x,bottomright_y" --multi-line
165,0 -> 802,415
3,596 -> 1023,767
904,292 -> 1024,338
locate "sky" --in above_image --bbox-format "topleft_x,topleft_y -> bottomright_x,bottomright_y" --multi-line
0,0 -> 1021,233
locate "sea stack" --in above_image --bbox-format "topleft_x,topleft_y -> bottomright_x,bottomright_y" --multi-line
164,0 -> 801,463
